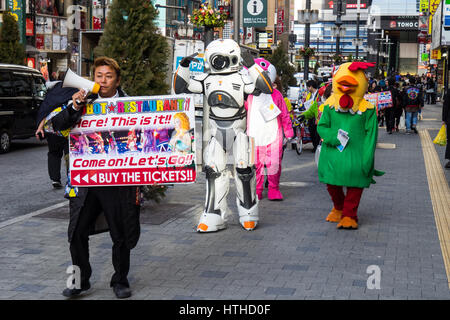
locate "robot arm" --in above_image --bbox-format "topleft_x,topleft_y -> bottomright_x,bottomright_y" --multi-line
241,52 -> 273,95
173,54 -> 204,94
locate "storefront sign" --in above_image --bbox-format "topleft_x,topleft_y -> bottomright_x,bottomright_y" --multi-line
325,0 -> 369,9
7,0 -> 25,44
380,16 -> 419,30
431,49 -> 441,59
26,18 -> 33,36
420,0 -> 429,12
243,0 -> 267,27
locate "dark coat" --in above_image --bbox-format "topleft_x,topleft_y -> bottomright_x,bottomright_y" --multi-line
51,88 -> 141,250
443,90 -> 450,124
36,82 -> 78,126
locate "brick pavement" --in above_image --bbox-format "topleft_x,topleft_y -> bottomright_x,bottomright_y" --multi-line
0,104 -> 449,300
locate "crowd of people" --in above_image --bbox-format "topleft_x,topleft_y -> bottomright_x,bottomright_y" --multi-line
288,73 -> 438,149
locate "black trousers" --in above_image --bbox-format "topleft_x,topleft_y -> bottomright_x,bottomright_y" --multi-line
446,121 -> 450,160
308,120 -> 320,150
47,133 -> 68,182
394,108 -> 403,129
70,187 -> 131,288
384,107 -> 395,132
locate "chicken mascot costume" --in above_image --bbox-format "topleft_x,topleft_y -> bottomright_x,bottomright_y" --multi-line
317,62 -> 384,230
245,58 -> 293,200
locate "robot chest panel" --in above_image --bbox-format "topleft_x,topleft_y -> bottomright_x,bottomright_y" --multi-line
204,74 -> 244,107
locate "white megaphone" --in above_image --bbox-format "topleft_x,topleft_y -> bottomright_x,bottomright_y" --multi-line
62,69 -> 100,99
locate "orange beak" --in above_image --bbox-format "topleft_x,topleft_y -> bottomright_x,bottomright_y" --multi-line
336,75 -> 358,93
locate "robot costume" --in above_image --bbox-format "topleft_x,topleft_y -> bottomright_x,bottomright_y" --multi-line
173,39 -> 273,232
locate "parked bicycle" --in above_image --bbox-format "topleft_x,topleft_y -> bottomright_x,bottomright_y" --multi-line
291,109 -> 312,155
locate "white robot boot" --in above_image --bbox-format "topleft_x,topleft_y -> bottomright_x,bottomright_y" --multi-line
235,167 -> 259,230
234,131 -> 259,231
197,137 -> 229,232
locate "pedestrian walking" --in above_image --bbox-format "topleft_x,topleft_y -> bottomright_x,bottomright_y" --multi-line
385,78 -> 399,134
35,73 -> 77,189
304,80 -> 321,152
402,77 -> 423,134
51,57 -> 141,299
442,90 -> 450,169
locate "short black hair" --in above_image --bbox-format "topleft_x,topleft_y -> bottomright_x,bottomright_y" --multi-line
409,77 -> 416,85
306,80 -> 317,89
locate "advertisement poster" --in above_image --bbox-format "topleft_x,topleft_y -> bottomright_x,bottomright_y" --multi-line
69,95 -> 197,186
364,91 -> 393,110
52,34 -> 61,51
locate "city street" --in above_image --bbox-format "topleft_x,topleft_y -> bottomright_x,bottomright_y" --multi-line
0,103 -> 449,300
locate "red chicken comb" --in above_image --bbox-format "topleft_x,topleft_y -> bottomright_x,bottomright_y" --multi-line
348,62 -> 375,71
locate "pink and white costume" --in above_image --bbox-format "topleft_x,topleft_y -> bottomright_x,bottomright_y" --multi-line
245,59 -> 293,200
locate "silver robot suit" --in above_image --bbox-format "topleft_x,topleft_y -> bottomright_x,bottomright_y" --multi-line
173,39 -> 273,232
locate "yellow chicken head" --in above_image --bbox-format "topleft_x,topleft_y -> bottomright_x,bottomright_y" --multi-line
329,61 -> 375,112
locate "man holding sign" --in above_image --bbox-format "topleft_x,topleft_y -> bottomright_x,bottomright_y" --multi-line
52,57 -> 140,299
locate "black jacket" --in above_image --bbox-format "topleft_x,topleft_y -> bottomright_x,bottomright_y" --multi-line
443,90 -> 450,124
51,88 -> 141,250
387,85 -> 400,109
36,82 -> 78,126
402,85 -> 423,112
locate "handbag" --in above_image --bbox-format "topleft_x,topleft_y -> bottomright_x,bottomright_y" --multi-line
399,114 -> 406,130
433,125 -> 447,146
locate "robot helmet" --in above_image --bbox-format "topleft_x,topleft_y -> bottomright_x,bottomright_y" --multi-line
204,39 -> 241,74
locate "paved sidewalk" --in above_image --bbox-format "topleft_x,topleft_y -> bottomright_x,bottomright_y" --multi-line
0,104 -> 449,300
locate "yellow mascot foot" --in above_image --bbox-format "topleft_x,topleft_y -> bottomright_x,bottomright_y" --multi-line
337,216 -> 358,230
326,208 -> 342,223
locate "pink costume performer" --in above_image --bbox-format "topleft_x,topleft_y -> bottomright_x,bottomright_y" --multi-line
245,59 -> 294,200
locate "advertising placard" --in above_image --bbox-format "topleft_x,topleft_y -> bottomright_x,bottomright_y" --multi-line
364,91 -> 393,110
69,95 -> 197,187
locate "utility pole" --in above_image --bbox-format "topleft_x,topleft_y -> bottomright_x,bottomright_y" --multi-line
356,0 -> 360,60
336,0 -> 342,55
304,0 -> 311,81
233,0 -> 240,44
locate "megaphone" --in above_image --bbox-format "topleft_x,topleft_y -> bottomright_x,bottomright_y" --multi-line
63,69 -> 100,96
45,80 -> 62,90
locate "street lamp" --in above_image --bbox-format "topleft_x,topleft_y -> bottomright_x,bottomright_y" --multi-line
298,2 -> 319,81
331,25 -> 347,54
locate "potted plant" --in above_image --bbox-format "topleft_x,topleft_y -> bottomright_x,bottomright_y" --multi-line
189,2 -> 228,28
299,47 -> 316,58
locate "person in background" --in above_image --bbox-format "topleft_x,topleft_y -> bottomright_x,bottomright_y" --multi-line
442,90 -> 450,169
304,80 -> 320,152
35,71 -> 77,189
368,80 -> 378,93
385,78 -> 399,134
392,81 -> 403,132
402,77 -> 423,134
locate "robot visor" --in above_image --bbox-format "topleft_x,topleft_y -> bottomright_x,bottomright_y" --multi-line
211,54 -> 230,71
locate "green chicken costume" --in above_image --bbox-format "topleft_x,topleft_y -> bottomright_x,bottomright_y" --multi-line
317,62 -> 384,229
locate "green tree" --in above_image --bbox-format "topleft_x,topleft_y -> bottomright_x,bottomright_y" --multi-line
267,43 -> 297,94
94,0 -> 169,96
95,1 -> 169,202
0,11 -> 25,65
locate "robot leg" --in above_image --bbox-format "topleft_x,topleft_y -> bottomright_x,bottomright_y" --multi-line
233,131 -> 259,230
197,137 -> 229,232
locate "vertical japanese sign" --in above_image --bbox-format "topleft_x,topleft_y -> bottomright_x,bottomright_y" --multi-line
7,0 -> 25,44
243,0 -> 267,27
69,95 -> 197,186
